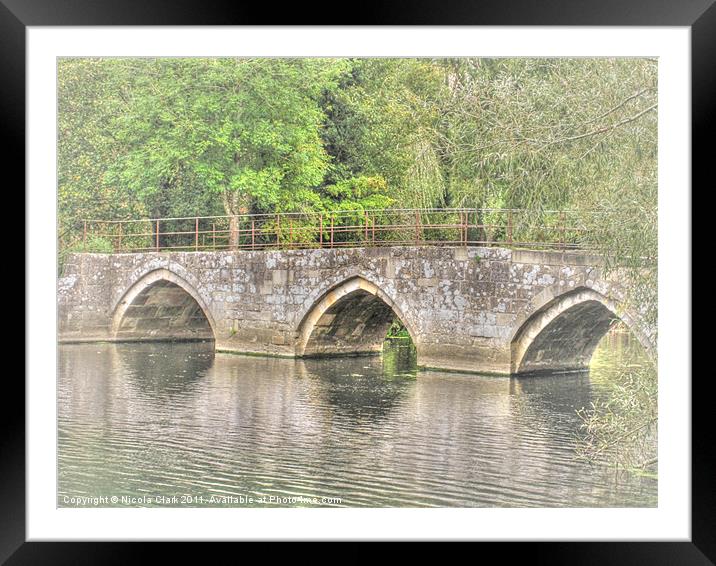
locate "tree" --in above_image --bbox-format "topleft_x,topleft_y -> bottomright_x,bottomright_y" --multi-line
431,58 -> 657,212
321,58 -> 448,208
101,58 -> 349,247
58,59 -> 143,234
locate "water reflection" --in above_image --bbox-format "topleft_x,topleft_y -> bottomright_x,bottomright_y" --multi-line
509,372 -> 594,432
118,341 -> 215,401
298,353 -> 414,425
58,335 -> 656,508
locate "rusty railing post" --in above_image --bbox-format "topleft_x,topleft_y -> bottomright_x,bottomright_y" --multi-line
276,214 -> 281,249
415,210 -> 420,245
195,217 -> 199,251
559,211 -> 566,251
212,223 -> 216,250
364,210 -> 369,244
155,219 -> 160,252
117,222 -> 123,252
330,215 -> 334,248
474,208 -> 479,245
251,220 -> 256,250
319,214 -> 323,248
507,210 -> 513,246
372,215 -> 376,245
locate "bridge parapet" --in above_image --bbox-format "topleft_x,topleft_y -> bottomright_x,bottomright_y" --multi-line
58,246 -> 653,375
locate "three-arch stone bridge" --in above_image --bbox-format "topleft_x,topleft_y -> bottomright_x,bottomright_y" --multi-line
58,246 -> 655,375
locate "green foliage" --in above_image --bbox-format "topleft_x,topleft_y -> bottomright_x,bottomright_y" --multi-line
58,59 -> 145,227
576,357 -> 657,473
321,176 -> 393,209
432,58 -> 657,212
321,59 -> 447,208
58,57 -> 352,250
386,319 -> 411,339
59,57 -> 657,247
103,58 -> 347,216
59,235 -> 114,275
321,175 -> 395,219
67,235 -> 114,254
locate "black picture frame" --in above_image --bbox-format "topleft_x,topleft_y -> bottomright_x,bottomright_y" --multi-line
7,0 -> 706,560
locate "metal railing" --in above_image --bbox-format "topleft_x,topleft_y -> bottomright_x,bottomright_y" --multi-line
70,208 -> 598,254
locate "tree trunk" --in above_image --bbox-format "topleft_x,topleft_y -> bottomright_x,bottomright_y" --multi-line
222,191 -> 249,251
228,215 -> 239,250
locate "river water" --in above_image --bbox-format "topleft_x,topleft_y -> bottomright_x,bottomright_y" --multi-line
58,336 -> 657,507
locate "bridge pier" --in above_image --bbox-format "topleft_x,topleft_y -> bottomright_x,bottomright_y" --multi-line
58,247 -> 654,375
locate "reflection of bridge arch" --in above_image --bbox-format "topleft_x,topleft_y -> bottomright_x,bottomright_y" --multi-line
111,268 -> 216,341
510,286 -> 653,375
295,276 -> 416,358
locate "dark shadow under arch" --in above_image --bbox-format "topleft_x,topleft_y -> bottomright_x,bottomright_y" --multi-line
511,287 -> 651,375
296,277 -> 414,358
112,270 -> 215,342
516,300 -> 618,374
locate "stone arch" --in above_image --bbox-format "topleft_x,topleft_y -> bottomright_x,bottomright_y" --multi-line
295,276 -> 417,357
510,286 -> 653,375
111,268 -> 217,341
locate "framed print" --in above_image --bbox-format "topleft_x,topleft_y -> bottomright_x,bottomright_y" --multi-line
8,0 -> 709,560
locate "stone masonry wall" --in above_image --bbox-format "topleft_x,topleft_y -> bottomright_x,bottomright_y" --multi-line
57,246 -> 653,375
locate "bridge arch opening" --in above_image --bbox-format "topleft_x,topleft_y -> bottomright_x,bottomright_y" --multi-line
296,277 -> 415,358
112,269 -> 215,342
510,287 -> 651,375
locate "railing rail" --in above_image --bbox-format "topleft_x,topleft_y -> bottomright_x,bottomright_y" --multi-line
68,208 -> 604,254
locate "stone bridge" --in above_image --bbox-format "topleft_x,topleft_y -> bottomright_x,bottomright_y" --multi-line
58,246 -> 655,375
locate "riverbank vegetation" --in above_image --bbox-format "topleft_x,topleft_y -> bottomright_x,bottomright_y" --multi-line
59,58 -> 656,239
58,57 -> 658,474
576,325 -> 657,475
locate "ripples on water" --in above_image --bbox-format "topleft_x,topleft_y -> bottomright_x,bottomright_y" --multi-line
58,334 -> 657,507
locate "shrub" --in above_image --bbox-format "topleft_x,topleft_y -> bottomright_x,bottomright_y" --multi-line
58,235 -> 114,275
